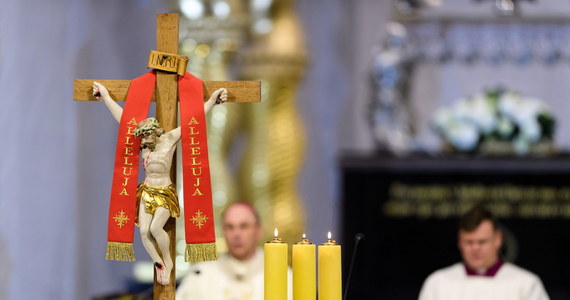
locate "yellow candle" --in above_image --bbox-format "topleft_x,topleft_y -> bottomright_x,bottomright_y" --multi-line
293,234 -> 316,300
318,232 -> 342,300
265,228 -> 288,300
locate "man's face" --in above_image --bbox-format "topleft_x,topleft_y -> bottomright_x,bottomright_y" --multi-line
458,220 -> 502,271
222,204 -> 262,261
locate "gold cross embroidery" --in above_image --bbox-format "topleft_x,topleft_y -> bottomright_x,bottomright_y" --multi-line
113,210 -> 130,228
191,210 -> 208,229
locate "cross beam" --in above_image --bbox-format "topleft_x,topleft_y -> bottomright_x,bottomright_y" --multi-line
73,80 -> 260,102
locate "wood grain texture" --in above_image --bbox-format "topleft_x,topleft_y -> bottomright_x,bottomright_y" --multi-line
73,79 -> 261,103
154,13 -> 178,300
147,50 -> 189,76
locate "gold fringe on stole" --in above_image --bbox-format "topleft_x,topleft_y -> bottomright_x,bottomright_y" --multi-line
106,242 -> 136,261
185,243 -> 218,262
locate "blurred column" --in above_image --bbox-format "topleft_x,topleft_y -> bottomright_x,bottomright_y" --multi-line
239,0 -> 308,243
178,0 -> 249,237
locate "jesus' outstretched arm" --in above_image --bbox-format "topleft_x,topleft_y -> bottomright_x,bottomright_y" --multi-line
93,81 -> 122,123
93,82 -> 227,129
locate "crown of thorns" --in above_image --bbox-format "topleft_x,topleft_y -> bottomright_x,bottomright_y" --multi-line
134,118 -> 161,137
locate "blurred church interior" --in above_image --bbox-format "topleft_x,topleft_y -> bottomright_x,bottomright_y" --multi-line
1,0 -> 570,299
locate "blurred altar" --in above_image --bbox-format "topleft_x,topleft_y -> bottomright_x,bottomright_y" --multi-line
344,1 -> 570,299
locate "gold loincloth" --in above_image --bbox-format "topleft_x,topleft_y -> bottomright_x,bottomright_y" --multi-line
136,183 -> 180,225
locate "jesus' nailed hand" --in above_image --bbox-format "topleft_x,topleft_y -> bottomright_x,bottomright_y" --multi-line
92,81 -> 227,285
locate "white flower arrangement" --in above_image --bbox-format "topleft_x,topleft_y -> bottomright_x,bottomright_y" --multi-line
433,88 -> 555,155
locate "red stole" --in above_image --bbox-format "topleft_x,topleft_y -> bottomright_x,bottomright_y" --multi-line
105,71 -> 217,262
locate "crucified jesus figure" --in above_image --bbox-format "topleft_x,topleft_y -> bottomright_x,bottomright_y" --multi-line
93,81 -> 227,285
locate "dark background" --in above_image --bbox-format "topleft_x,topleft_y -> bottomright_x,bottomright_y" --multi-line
340,153 -> 570,300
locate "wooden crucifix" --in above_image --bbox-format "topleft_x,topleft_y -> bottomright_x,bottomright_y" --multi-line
73,13 -> 260,299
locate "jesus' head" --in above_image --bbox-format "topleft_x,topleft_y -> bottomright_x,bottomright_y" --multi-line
134,117 -> 165,151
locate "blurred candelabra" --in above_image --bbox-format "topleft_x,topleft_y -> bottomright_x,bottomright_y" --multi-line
177,0 -> 307,246
239,0 -> 307,243
370,22 -> 415,154
178,0 -> 249,236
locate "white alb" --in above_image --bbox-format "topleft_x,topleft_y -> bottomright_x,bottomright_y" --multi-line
419,262 -> 549,300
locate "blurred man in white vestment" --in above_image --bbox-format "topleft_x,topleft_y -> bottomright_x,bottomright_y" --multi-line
177,202 -> 291,300
419,205 -> 549,300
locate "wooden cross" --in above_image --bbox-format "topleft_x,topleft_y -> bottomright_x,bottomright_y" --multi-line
73,13 -> 260,299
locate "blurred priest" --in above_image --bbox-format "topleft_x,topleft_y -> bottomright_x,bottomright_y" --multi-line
419,205 -> 549,300
176,202 -> 264,300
